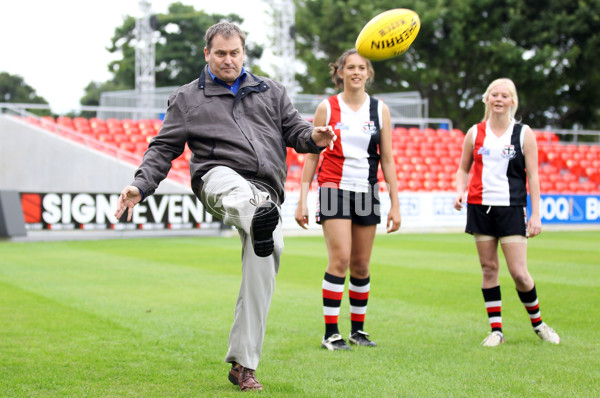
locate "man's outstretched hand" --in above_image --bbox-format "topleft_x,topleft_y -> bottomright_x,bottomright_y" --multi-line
311,125 -> 337,150
114,186 -> 142,222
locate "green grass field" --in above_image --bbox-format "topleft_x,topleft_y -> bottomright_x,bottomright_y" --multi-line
1,231 -> 599,397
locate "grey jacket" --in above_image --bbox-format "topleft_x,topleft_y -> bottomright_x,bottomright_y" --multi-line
131,66 -> 323,204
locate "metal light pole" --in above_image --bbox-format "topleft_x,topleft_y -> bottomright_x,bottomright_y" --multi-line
135,0 -> 156,118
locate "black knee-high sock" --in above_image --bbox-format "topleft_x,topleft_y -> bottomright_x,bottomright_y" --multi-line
322,272 -> 345,339
482,286 -> 502,332
349,275 -> 370,334
517,285 -> 543,330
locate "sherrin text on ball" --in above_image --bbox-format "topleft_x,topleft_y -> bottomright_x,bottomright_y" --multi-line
355,8 -> 421,61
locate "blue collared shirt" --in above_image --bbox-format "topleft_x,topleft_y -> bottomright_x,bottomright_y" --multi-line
207,66 -> 247,95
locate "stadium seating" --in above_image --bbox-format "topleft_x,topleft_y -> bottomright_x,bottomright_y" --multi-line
537,132 -> 600,193
21,116 -> 600,193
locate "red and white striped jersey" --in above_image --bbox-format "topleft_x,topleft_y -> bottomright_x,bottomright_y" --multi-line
317,94 -> 382,193
468,121 -> 528,206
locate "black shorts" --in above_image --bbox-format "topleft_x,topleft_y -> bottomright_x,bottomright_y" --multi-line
316,186 -> 381,225
465,204 -> 528,238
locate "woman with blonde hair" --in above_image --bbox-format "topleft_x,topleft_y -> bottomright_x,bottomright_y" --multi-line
454,78 -> 560,346
295,48 -> 401,350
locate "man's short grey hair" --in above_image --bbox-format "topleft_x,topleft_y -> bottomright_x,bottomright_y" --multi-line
205,22 -> 246,51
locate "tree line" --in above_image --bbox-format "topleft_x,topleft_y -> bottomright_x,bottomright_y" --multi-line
2,0 -> 599,132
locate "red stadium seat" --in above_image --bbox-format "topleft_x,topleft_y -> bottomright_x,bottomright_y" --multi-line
129,134 -> 146,143
435,128 -> 449,137
75,126 -> 92,135
23,116 -> 41,126
424,156 -> 440,166
583,150 -> 596,161
124,125 -> 141,136
140,127 -> 157,137
538,148 -> 549,164
73,117 -> 90,131
428,164 -> 443,174
407,179 -> 424,191
546,152 -> 565,170
96,133 -> 115,143
539,163 -> 559,175
567,181 -> 582,192
40,116 -> 56,131
420,148 -> 435,159
579,181 -> 598,193
396,180 -> 408,191
553,181 -> 568,192
441,164 -> 455,174
394,155 -> 409,167
89,118 -> 106,129
113,134 -> 130,144
540,181 -> 553,193
106,118 -> 121,127
121,119 -> 136,130
538,130 -> 560,144
135,142 -> 149,154
407,156 -> 419,165
92,125 -> 109,136
422,179 -> 437,191
396,170 -> 410,181
394,127 -> 408,136
562,172 -> 578,183
108,125 -> 125,135
589,172 -> 600,185
563,144 -> 577,154
408,127 -> 421,136
151,120 -> 162,132
119,142 -> 135,152
137,120 -> 151,130
423,127 -> 436,136
172,158 -> 189,171
57,116 -> 74,129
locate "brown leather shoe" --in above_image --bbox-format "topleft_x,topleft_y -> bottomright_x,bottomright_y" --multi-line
228,363 -> 263,391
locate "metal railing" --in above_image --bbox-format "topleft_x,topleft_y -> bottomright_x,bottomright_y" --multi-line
545,128 -> 600,145
4,102 -> 600,146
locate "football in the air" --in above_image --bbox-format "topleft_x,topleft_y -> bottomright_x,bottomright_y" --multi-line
355,8 -> 421,61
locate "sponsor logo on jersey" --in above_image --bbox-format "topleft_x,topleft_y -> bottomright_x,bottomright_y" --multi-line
335,122 -> 349,131
501,144 -> 516,159
477,146 -> 490,156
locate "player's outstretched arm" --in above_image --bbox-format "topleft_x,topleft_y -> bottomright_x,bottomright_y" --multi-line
115,186 -> 142,222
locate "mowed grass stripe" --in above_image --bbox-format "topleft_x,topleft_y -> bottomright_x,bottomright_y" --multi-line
0,282 -> 219,397
0,231 -> 599,397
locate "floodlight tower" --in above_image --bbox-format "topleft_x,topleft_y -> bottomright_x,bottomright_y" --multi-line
265,0 -> 297,98
135,0 -> 156,115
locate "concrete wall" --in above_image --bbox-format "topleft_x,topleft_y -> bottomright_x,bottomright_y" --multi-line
0,115 -> 191,194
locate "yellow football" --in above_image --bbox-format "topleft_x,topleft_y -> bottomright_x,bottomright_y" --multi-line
355,8 -> 421,61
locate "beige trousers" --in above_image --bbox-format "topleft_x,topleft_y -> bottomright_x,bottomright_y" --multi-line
200,166 -> 283,370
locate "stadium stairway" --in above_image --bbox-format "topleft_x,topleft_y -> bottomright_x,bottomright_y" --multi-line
16,116 -> 600,195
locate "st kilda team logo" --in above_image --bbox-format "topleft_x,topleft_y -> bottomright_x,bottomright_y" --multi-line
501,144 -> 517,159
362,121 -> 377,136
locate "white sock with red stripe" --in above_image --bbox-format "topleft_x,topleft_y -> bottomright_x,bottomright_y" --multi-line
482,286 -> 502,332
517,285 -> 543,330
349,275 -> 370,333
322,272 -> 345,339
